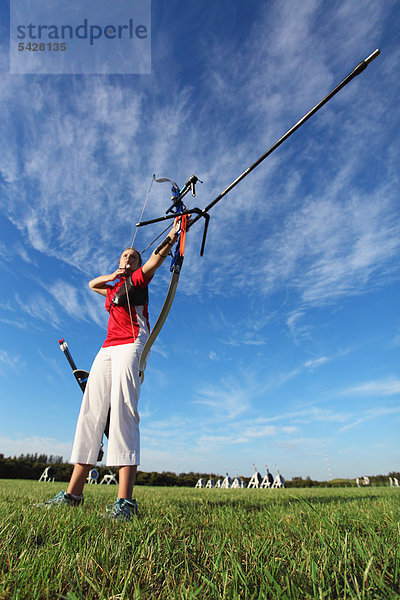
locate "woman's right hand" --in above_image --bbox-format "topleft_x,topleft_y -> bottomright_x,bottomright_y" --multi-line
89,268 -> 125,296
110,267 -> 126,280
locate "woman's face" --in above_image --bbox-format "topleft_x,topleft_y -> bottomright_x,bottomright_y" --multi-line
119,248 -> 140,273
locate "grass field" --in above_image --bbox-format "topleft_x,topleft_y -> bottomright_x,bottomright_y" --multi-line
0,480 -> 399,599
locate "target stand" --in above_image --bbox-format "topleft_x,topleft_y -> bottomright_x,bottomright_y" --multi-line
221,475 -> 232,489
99,469 -> 118,485
261,469 -> 274,488
272,471 -> 285,488
38,466 -> 56,482
206,478 -> 215,488
231,477 -> 244,489
247,471 -> 262,489
195,478 -> 205,488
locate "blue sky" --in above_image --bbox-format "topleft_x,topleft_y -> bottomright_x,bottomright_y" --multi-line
0,0 -> 399,481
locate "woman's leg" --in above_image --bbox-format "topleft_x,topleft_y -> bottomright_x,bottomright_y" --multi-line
67,463 -> 92,496
67,463 -> 137,498
118,465 -> 137,499
107,343 -> 141,468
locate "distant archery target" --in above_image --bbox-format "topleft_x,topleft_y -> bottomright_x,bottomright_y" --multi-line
89,468 -> 99,481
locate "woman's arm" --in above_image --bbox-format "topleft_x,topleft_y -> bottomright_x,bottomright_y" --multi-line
142,219 -> 180,279
89,218 -> 181,295
88,268 -> 125,297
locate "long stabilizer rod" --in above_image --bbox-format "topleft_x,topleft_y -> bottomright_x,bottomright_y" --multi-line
59,338 -> 89,393
188,49 -> 380,229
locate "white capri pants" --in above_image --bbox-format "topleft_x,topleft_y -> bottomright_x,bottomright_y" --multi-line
70,341 -> 144,467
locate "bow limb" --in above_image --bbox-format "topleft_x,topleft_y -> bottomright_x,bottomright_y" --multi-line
138,268 -> 180,384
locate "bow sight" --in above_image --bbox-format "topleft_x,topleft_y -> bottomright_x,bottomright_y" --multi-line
138,173 -> 210,261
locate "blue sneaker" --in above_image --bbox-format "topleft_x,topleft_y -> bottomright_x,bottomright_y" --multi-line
43,490 -> 84,506
106,498 -> 138,520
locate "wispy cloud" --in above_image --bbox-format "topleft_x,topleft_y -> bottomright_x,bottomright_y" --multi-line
302,357 -> 329,370
194,377 -> 251,420
0,0 -> 398,322
282,426 -> 298,435
338,405 -> 400,432
12,293 -> 62,329
256,186 -> 400,307
286,311 -> 313,341
183,2 -> 399,313
0,349 -> 24,373
254,407 -> 349,426
0,75 -> 194,274
241,424 -> 276,439
341,378 -> 400,397
47,280 -> 106,328
266,354 -> 334,389
0,240 -> 36,268
1,274 -> 107,330
223,331 -> 267,347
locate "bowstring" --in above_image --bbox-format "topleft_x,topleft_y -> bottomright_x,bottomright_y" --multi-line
126,174 -> 155,343
126,175 -> 176,346
130,175 -> 155,249
125,278 -> 136,343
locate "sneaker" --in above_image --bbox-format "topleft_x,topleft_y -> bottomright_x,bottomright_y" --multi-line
105,498 -> 138,521
43,490 -> 84,506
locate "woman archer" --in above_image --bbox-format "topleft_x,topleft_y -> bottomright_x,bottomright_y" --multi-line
43,218 -> 180,520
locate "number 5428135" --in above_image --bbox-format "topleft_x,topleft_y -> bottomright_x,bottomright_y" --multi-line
18,42 -> 67,51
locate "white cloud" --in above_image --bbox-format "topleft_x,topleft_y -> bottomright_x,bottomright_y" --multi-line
0,349 -> 24,373
194,379 -> 251,420
242,424 -> 276,439
11,293 -> 62,329
0,74 -> 195,275
303,357 -> 329,370
258,188 -> 400,306
282,426 -> 298,435
341,378 -> 400,397
223,331 -> 267,347
47,279 -> 106,328
0,0 -> 398,319
338,405 -> 400,432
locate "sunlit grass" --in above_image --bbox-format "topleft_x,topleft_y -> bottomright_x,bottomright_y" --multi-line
0,480 -> 399,599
